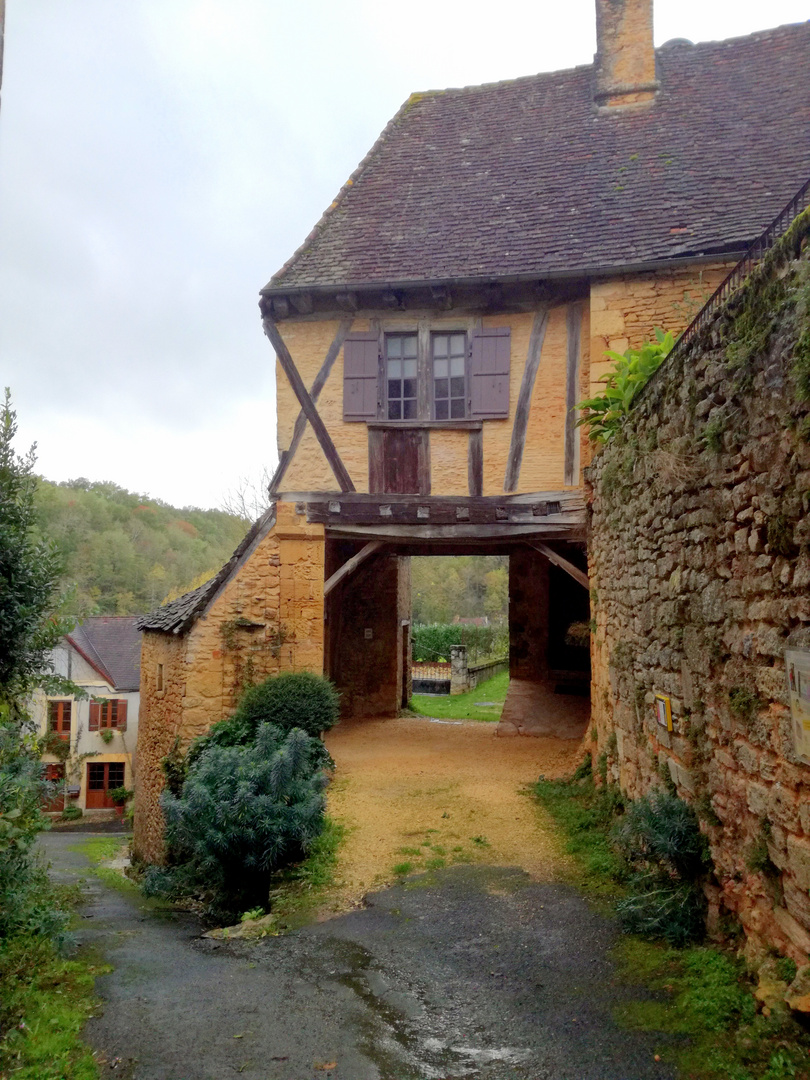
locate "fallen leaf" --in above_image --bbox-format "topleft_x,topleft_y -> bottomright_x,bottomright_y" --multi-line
232,1033 -> 244,1039
315,1062 -> 337,1071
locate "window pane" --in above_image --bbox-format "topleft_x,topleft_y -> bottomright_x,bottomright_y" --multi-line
435,399 -> 449,420
403,399 -> 417,419
402,336 -> 417,358
434,378 -> 448,399
450,356 -> 465,377
388,378 -> 401,399
450,334 -> 466,355
108,764 -> 125,789
387,358 -> 401,378
88,763 -> 105,789
403,358 -> 417,379
386,337 -> 401,358
433,358 -> 448,378
450,376 -> 465,397
388,400 -> 401,420
403,378 -> 417,399
432,335 -> 448,357
450,398 -> 466,419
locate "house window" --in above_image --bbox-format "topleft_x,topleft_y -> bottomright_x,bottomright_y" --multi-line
156,663 -> 164,692
432,333 -> 467,420
48,700 -> 71,741
344,326 -> 511,423
89,699 -> 128,732
385,334 -> 418,420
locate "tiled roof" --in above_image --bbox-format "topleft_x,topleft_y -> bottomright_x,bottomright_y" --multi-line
137,509 -> 276,635
68,617 -> 142,691
266,23 -> 810,292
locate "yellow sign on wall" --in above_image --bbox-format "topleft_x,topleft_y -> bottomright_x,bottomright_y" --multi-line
654,693 -> 673,733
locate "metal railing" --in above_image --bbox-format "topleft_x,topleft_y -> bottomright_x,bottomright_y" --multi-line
667,176 -> 810,365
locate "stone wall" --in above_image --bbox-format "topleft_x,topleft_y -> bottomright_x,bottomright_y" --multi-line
588,211 -> 810,962
133,502 -> 326,863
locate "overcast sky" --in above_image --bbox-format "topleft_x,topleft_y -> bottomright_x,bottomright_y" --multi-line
2,0 -> 807,510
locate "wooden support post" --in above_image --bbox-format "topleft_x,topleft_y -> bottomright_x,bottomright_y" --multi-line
504,308 -> 549,492
323,540 -> 385,597
527,541 -> 589,590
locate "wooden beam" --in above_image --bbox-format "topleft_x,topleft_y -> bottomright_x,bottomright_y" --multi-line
564,303 -> 582,487
527,541 -> 589,590
305,497 -> 584,527
468,428 -> 483,496
269,316 -> 354,493
278,488 -> 586,509
326,522 -> 585,542
504,308 -> 549,492
262,317 -> 356,493
323,540 -> 385,597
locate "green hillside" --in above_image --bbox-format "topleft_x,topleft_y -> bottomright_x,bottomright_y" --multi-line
34,478 -> 249,617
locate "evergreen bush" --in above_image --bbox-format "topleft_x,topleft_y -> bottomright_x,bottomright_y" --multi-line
614,791 -> 710,946
230,672 -> 340,739
146,723 -> 327,915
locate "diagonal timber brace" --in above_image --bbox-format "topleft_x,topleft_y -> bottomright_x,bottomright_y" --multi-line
269,316 -> 354,493
323,540 -> 386,597
262,316 -> 356,493
526,540 -> 589,590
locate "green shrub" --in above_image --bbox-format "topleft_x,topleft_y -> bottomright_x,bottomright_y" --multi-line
575,330 -> 674,444
411,623 -> 508,664
614,791 -> 710,946
59,805 -> 82,821
0,724 -> 70,945
145,723 -> 327,916
230,671 -> 340,739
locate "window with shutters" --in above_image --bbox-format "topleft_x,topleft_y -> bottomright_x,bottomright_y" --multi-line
89,698 -> 128,732
48,700 -> 72,741
343,326 -> 510,423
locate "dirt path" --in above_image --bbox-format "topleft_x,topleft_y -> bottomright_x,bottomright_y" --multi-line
323,716 -> 584,911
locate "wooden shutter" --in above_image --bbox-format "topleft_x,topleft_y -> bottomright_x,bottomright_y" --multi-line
343,333 -> 379,421
470,327 -> 510,419
116,700 -> 127,732
89,702 -> 100,731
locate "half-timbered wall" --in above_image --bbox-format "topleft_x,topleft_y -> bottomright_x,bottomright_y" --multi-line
275,306 -> 590,498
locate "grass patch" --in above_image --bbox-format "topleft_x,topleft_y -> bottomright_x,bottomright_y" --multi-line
613,938 -> 810,1079
392,862 -> 414,876
265,816 -> 345,927
409,671 -> 509,722
67,837 -> 126,865
534,768 -> 810,1079
0,884 -> 109,1080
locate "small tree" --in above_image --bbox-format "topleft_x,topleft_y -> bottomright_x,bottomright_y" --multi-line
148,724 -> 327,915
0,390 -> 65,719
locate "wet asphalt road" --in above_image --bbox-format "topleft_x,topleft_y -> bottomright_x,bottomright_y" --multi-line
41,830 -> 673,1080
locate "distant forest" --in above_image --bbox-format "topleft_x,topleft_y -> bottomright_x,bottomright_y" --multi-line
411,555 -> 508,625
35,478 -> 249,617
35,478 -> 509,623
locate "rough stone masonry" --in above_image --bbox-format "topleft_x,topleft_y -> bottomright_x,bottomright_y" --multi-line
588,208 -> 810,969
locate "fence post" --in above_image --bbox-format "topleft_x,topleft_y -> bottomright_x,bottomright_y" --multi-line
450,645 -> 468,695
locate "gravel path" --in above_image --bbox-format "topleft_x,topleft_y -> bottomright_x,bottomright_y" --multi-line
42,829 -> 674,1080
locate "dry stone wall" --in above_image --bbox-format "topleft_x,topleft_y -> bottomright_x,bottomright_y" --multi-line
589,210 -> 810,963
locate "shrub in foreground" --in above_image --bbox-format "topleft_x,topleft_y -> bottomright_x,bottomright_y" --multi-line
147,723 -> 327,915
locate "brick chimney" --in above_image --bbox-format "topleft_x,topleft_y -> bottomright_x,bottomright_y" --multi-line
594,0 -> 659,108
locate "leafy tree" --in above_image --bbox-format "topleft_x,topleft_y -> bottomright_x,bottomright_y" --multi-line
411,555 -> 508,625
576,330 -> 674,444
33,476 -> 249,616
0,391 -> 65,717
147,724 -> 327,915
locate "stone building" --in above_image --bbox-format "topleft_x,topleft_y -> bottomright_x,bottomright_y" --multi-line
134,1 -> 810,862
